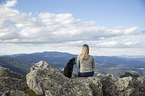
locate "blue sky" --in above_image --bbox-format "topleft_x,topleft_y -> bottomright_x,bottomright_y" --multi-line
14,0 -> 145,28
0,0 -> 145,56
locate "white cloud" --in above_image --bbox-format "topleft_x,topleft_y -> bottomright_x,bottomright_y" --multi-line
0,0 -> 145,55
98,41 -> 118,47
123,42 -> 137,46
124,26 -> 139,34
0,26 -> 17,39
1,0 -> 17,7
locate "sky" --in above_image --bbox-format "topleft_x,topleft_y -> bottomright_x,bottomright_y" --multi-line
0,0 -> 145,56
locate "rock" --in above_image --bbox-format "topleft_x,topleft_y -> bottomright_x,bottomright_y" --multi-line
101,74 -> 145,96
26,61 -> 95,96
10,90 -> 29,96
0,66 -> 28,95
72,77 -> 103,96
26,61 -> 145,96
0,66 -> 24,79
101,74 -> 118,96
115,76 -> 133,91
1,90 -> 9,96
1,90 -> 29,96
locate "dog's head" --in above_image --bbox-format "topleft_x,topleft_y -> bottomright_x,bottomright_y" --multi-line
69,57 -> 76,65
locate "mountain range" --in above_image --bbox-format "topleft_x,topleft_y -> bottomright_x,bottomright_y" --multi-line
0,51 -> 145,77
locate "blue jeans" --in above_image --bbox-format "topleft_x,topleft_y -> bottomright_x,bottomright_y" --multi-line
78,71 -> 94,77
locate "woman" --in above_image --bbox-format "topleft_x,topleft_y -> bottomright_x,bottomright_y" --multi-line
77,44 -> 95,77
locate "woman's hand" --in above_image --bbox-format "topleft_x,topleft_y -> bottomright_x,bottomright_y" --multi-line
92,65 -> 95,69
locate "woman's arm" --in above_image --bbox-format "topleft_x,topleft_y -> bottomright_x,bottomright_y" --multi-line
77,58 -> 80,68
92,57 -> 95,69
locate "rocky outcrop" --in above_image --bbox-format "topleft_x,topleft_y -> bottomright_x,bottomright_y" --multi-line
0,66 -> 29,96
26,61 -> 145,96
101,74 -> 145,96
26,61 -> 96,96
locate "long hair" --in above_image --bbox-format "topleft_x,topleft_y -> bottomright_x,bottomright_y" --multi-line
77,44 -> 89,60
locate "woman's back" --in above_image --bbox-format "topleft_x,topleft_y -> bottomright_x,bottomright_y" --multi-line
77,55 -> 95,73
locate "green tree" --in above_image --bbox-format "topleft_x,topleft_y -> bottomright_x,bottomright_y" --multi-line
120,72 -> 139,79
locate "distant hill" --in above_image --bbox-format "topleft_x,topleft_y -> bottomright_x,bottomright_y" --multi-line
118,55 -> 145,58
0,57 -> 31,75
1,51 -> 145,77
0,52 -> 77,75
94,56 -> 145,68
7,51 -> 77,65
6,51 -> 145,67
94,56 -> 145,76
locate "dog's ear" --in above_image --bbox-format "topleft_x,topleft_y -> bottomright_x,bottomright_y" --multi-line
70,57 -> 75,61
68,57 -> 76,63
72,57 -> 76,60
72,58 -> 76,62
72,58 -> 76,65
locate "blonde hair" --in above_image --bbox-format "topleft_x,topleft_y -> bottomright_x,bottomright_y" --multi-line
78,44 -> 89,60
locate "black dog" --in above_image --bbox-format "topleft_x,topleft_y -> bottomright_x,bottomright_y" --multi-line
63,58 -> 76,78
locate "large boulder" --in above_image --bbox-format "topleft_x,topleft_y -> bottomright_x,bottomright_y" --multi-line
26,61 -> 102,96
